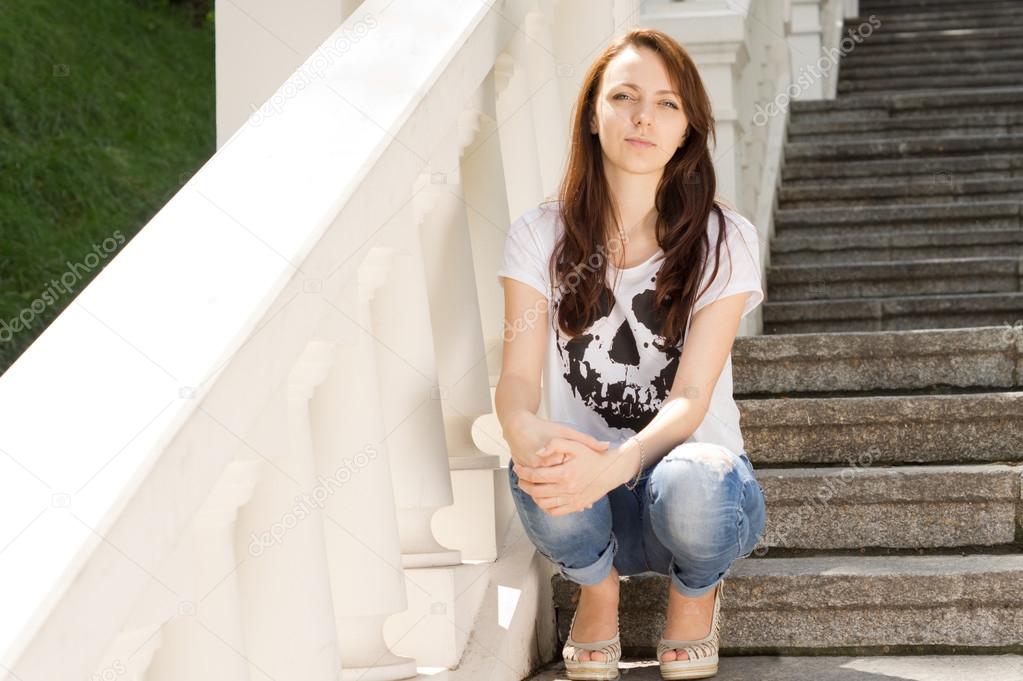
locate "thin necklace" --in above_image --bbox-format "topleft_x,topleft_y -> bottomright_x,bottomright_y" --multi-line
613,209 -> 656,268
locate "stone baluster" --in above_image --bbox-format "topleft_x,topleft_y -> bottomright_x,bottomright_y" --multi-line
144,460 -> 262,681
462,68 -> 514,383
417,120 -> 503,561
493,51 -> 546,221
367,209 -> 462,569
311,256 -> 417,680
230,343 -> 344,681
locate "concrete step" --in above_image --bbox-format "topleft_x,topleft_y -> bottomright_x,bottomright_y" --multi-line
781,153 -> 1023,185
762,292 -> 1023,334
839,58 -> 1023,83
777,177 -> 1023,210
849,7 -> 1023,30
789,85 -> 1023,119
784,133 -> 1023,164
732,326 -> 1023,397
838,72 -> 1023,95
526,654 -> 1023,681
770,228 -> 1023,266
767,257 -> 1023,302
847,28 -> 1023,50
551,555 -> 1023,655
844,39 -> 1023,66
739,392 -> 1023,465
841,45 -> 1023,70
859,14 -> 1023,34
787,113 -> 1023,143
774,201 -> 1021,237
859,0 -> 1023,15
755,464 -> 1022,550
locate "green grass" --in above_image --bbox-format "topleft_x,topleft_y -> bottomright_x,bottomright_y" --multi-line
0,0 -> 215,374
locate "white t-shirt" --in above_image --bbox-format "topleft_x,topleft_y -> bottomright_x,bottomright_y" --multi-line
496,199 -> 764,456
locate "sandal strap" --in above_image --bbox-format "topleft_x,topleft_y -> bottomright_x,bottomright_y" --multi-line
657,638 -> 718,660
563,609 -> 622,662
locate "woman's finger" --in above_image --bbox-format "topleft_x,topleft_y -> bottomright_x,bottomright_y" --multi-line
558,426 -> 611,451
520,479 -> 562,498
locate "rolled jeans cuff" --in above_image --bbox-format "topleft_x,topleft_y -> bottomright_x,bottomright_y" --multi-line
559,532 -> 618,586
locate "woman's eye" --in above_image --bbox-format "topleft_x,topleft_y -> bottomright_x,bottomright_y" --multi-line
613,93 -> 630,100
663,101 -> 679,109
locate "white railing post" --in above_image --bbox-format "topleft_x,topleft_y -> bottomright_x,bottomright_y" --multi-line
311,268 -> 417,681
144,461 -> 263,680
524,7 -> 570,195
462,68 -> 514,382
494,50 -> 546,221
788,0 -> 826,100
366,216 -> 462,568
89,624 -> 163,681
229,344 -> 343,681
417,138 -> 502,562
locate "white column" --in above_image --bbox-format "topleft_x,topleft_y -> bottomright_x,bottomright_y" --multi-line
370,216 -> 462,568
146,461 -> 263,681
231,345 -> 342,681
494,51 -> 546,221
462,68 -> 513,382
312,259 -> 417,681
418,122 -> 502,561
90,624 -> 163,681
524,7 -> 570,196
788,0 -> 826,100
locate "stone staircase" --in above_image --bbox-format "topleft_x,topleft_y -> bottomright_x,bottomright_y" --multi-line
526,0 -> 1023,678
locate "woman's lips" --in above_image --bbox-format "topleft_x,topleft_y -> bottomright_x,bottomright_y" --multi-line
627,138 -> 655,148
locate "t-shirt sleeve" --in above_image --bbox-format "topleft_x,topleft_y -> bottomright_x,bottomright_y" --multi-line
692,209 -> 765,319
496,211 -> 552,301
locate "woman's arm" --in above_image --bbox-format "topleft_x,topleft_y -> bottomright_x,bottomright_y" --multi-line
496,277 -> 610,468
495,278 -> 547,431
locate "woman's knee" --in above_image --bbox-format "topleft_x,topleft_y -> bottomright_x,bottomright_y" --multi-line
507,462 -> 613,562
647,443 -> 762,556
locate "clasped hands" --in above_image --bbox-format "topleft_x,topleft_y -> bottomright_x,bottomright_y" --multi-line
515,436 -> 631,517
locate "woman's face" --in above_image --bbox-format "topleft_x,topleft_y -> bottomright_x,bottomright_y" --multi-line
590,44 -> 689,176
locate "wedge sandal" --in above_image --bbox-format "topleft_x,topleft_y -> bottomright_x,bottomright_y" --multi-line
656,579 -> 724,680
562,607 -> 621,680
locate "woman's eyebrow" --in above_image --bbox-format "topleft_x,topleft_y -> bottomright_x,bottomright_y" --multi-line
616,82 -> 680,96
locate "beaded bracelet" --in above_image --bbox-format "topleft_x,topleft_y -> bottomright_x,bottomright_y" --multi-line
624,435 -> 645,490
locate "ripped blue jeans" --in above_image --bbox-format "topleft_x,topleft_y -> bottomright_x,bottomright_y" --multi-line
508,441 -> 767,598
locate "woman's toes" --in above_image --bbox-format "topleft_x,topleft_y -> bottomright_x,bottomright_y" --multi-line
575,650 -> 607,662
660,648 -> 689,662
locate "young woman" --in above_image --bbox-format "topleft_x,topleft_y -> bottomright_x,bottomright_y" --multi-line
494,28 -> 768,681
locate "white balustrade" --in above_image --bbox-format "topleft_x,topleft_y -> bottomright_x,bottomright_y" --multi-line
0,0 -> 800,678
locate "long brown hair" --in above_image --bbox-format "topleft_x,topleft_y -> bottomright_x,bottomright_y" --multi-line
545,27 -> 734,350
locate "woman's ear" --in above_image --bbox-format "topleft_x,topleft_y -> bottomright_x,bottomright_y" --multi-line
590,115 -> 598,135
